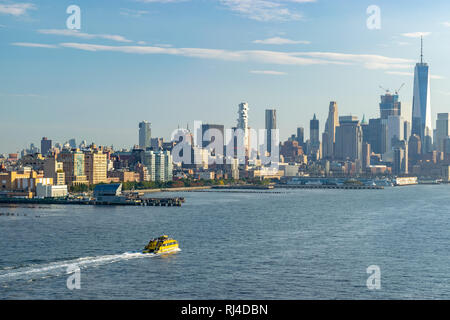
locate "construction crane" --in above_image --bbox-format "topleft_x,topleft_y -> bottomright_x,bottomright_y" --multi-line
395,83 -> 405,95
379,85 -> 390,94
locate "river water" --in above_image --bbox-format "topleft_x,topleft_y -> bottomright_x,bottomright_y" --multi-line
1,185 -> 449,299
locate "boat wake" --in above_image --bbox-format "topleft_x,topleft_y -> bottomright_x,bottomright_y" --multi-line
0,251 -> 160,284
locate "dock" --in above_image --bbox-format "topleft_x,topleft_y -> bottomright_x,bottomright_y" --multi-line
276,184 -> 384,190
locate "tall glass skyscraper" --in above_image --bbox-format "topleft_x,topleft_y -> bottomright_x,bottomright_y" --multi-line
139,121 -> 152,150
265,109 -> 277,154
411,37 -> 432,152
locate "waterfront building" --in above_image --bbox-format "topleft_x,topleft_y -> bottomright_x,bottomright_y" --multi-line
84,151 -> 108,185
143,150 -> 173,182
265,109 -> 277,155
435,113 -> 450,152
59,149 -> 88,186
322,102 -> 339,159
0,169 -> 53,192
411,37 -> 432,153
36,184 -> 68,198
41,137 -> 52,156
44,157 -> 66,185
335,116 -> 363,161
139,121 -> 152,150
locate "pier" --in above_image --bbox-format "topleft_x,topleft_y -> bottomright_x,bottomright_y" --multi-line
276,184 -> 384,190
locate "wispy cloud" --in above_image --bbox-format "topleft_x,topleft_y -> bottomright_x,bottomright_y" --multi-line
0,2 -> 35,16
120,8 -> 149,17
11,41 -> 415,72
253,37 -> 310,45
219,0 -> 302,21
442,22 -> 450,27
37,29 -> 133,43
386,71 -> 445,80
250,70 -> 287,75
401,32 -> 431,38
12,42 -> 58,49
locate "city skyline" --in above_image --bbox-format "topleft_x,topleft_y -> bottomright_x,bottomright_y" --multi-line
2,0 -> 450,153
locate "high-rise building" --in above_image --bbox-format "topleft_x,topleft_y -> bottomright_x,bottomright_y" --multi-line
41,137 -> 52,156
361,115 -> 369,144
237,102 -> 250,156
139,121 -> 152,150
362,142 -> 371,169
335,116 -> 363,161
435,113 -> 450,152
59,149 -> 88,186
68,139 -> 77,149
408,134 -> 421,163
322,102 -> 339,159
379,92 -> 401,119
368,118 -> 388,155
296,127 -> 304,146
309,114 -> 320,157
387,115 -> 404,152
393,140 -> 408,175
84,151 -> 108,185
411,37 -> 432,153
265,109 -> 277,155
200,124 -> 225,152
143,150 -> 173,182
44,157 -> 65,186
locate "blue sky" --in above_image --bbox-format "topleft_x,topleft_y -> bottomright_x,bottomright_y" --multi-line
1,0 -> 450,154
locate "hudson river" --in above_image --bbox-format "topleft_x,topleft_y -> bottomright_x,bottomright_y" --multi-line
1,185 -> 450,299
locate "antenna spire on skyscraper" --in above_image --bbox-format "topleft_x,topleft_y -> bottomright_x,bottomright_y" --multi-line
420,35 -> 423,63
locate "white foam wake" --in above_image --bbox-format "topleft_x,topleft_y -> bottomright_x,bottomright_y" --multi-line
0,251 -> 155,283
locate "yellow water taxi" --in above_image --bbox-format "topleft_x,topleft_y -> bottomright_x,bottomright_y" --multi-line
143,235 -> 179,254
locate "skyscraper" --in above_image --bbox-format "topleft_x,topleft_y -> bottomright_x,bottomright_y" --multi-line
41,137 -> 52,156
237,102 -> 250,156
322,101 -> 339,159
335,116 -> 363,161
265,109 -> 277,155
411,37 -> 432,152
296,127 -> 304,146
435,113 -> 450,152
379,92 -> 401,119
139,121 -> 152,150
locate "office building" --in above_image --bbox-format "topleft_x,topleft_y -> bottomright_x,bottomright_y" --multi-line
265,109 -> 277,155
41,137 -> 52,156
380,92 -> 401,119
84,151 -> 108,185
322,102 -> 339,159
296,127 -> 304,146
139,121 -> 152,150
435,113 -> 450,152
335,116 -> 363,161
411,37 -> 432,152
59,149 -> 88,186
